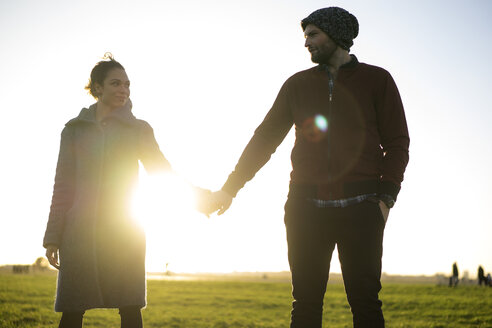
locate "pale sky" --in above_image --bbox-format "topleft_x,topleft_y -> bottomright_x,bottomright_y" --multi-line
0,0 -> 491,277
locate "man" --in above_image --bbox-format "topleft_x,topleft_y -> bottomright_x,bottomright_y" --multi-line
451,262 -> 459,287
211,7 -> 409,327
478,265 -> 486,286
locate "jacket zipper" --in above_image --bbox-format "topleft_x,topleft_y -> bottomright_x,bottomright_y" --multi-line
326,71 -> 334,198
328,73 -> 334,102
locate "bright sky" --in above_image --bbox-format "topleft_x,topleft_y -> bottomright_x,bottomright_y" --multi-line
1,0 -> 491,277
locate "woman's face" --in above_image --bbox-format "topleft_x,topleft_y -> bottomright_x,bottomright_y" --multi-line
96,68 -> 130,109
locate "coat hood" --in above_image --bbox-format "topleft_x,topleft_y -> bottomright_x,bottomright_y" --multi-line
66,99 -> 136,126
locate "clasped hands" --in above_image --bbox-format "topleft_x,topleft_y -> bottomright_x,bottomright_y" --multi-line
194,188 -> 233,217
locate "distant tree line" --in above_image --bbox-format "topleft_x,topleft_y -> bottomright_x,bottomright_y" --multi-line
10,257 -> 50,274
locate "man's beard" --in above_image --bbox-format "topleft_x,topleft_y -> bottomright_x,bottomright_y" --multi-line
311,52 -> 329,64
310,45 -> 337,64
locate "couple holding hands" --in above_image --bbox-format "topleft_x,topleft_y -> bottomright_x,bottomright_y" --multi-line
44,7 -> 409,328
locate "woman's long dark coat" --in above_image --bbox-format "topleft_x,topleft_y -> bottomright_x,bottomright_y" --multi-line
43,101 -> 170,312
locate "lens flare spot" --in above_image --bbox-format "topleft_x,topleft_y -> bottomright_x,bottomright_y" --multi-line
301,114 -> 329,142
315,114 -> 328,132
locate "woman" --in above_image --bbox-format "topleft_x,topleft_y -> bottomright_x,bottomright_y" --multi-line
43,54 -> 204,327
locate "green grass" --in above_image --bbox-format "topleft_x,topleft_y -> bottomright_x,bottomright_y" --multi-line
1,273 -> 491,327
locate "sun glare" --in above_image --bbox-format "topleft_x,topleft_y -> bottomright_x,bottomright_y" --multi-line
132,168 -> 209,272
132,170 -> 196,231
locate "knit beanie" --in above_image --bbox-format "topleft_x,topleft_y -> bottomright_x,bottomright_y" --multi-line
301,7 -> 359,51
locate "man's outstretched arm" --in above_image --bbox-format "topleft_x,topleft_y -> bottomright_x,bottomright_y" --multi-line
210,80 -> 295,215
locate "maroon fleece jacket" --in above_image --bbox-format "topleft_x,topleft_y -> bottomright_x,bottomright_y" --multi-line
222,55 -> 409,201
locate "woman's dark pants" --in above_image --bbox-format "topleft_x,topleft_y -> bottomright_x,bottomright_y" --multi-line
58,306 -> 142,328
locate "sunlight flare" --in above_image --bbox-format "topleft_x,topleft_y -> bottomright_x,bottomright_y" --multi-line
132,170 -> 196,231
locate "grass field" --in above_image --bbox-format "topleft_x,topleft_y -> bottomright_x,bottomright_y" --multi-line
1,273 -> 491,327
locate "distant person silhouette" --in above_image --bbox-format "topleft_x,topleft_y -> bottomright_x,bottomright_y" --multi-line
207,6 -> 409,328
43,53 -> 210,328
478,265 -> 486,286
450,262 -> 459,287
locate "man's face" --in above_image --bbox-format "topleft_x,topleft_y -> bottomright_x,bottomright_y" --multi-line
304,24 -> 338,64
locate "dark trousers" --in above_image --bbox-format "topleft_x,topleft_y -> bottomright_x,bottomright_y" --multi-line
58,306 -> 143,328
284,197 -> 386,328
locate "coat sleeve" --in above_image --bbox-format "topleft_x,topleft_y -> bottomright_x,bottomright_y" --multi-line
43,127 -> 76,248
222,80 -> 294,197
138,121 -> 172,173
375,71 -> 410,200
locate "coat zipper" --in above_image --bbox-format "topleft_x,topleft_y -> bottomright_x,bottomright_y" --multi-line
92,121 -> 106,304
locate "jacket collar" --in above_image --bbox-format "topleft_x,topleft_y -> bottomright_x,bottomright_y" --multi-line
341,54 -> 358,69
317,54 -> 359,73
66,99 -> 136,126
